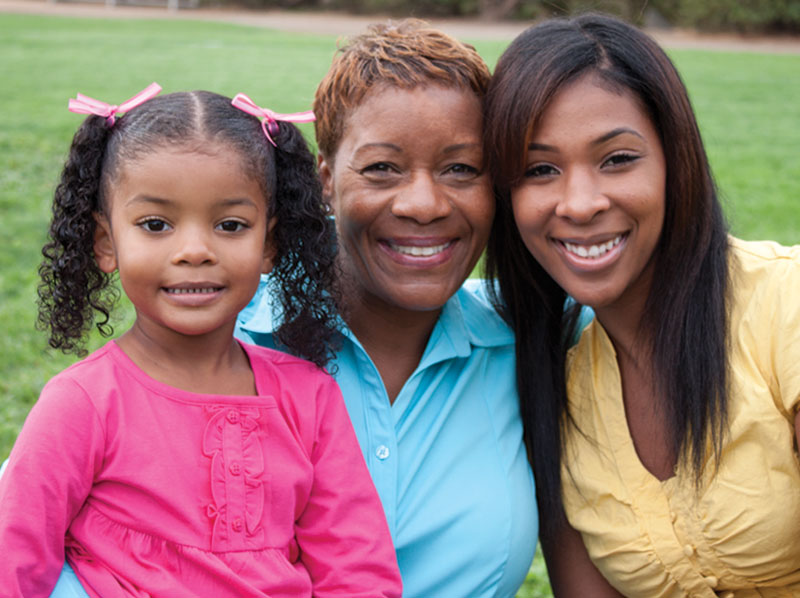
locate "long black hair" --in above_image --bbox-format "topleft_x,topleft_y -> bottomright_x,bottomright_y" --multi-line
484,14 -> 730,534
38,90 -> 339,367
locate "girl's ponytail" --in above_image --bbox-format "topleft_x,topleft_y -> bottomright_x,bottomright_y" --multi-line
268,121 -> 340,368
38,116 -> 119,355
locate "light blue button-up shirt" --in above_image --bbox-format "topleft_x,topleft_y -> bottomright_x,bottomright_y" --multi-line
236,278 -> 538,598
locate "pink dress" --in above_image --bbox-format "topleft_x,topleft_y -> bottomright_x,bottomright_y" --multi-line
0,341 -> 402,598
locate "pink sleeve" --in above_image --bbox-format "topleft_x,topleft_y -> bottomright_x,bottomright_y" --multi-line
0,375 -> 105,597
295,378 -> 402,598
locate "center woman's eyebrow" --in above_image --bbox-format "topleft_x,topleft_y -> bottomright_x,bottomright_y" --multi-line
442,142 -> 480,154
355,142 -> 402,153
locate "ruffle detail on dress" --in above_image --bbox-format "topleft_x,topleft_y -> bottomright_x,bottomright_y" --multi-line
67,506 -> 311,598
203,405 -> 266,551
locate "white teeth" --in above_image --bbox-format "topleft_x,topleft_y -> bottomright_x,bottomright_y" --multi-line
166,288 -> 219,294
563,235 -> 623,259
389,242 -> 450,257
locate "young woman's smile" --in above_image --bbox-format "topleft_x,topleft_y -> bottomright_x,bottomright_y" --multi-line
511,74 -> 666,318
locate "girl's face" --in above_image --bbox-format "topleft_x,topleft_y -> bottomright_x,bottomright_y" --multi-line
511,74 -> 666,319
94,143 -> 274,341
319,84 -> 493,315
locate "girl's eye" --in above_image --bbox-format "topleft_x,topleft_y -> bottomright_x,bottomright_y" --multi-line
603,152 -> 639,168
139,218 -> 170,233
217,220 -> 247,233
524,163 -> 559,178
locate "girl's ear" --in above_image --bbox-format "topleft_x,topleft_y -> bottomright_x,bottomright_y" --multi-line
261,216 -> 278,274
317,153 -> 334,214
93,213 -> 118,273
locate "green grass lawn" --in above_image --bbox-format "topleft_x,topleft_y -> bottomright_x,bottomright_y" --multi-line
0,12 -> 798,597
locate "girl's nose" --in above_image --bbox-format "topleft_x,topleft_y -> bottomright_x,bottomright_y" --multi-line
390,172 -> 453,224
171,229 -> 217,266
554,169 -> 610,223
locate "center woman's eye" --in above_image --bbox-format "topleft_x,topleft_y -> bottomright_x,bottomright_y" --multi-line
360,162 -> 398,175
445,163 -> 479,176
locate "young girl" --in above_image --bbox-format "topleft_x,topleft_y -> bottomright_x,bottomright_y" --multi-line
0,85 -> 402,598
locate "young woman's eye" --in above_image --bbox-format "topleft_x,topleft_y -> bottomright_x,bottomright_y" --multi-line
138,218 -> 170,233
603,152 -> 639,168
216,220 -> 247,233
524,163 -> 559,178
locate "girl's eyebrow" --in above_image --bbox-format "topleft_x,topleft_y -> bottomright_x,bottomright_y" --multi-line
125,195 -> 169,207
218,198 -> 259,208
124,197 -> 259,207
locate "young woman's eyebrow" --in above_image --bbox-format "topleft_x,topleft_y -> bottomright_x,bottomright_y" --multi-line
527,128 -> 645,153
592,127 -> 645,145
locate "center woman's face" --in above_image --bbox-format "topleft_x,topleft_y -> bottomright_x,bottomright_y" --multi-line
319,85 -> 493,314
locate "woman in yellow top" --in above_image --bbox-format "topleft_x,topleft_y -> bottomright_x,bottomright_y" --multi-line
483,13 -> 800,598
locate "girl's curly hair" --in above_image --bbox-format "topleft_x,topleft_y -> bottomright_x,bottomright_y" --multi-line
38,90 -> 340,367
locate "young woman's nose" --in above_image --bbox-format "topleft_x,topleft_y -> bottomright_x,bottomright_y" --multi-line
554,169 -> 610,223
171,228 -> 217,266
390,172 -> 453,223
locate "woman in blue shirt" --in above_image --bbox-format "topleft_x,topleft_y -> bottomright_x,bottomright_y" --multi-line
46,18 -> 537,598
271,19 -> 537,596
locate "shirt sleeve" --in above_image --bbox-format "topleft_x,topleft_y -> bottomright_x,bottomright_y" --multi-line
0,375 -> 105,597
774,257 -> 800,415
294,377 -> 402,598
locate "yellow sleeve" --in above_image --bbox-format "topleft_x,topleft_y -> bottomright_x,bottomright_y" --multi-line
772,254 -> 800,415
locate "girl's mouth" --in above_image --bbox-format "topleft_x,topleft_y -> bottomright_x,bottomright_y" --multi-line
164,287 -> 223,295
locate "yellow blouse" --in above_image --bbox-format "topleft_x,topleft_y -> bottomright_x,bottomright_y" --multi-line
563,238 -> 800,598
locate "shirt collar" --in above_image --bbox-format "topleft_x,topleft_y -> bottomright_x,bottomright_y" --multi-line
237,276 -> 515,359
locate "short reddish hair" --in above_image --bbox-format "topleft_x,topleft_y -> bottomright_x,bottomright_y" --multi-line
313,19 -> 491,159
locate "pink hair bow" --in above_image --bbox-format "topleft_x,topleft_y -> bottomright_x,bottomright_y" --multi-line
231,93 -> 315,147
68,82 -> 162,126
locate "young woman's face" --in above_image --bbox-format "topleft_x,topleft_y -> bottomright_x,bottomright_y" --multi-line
511,74 -> 666,317
319,84 -> 494,315
94,143 -> 273,341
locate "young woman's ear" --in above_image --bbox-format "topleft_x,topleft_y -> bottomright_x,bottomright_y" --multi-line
93,213 -> 118,273
261,217 -> 278,275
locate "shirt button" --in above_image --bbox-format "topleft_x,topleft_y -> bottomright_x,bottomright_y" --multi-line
229,462 -> 241,476
227,410 -> 240,424
703,575 -> 718,588
232,517 -> 243,532
683,544 -> 695,557
670,511 -> 677,522
375,445 -> 390,460
720,592 -> 734,598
